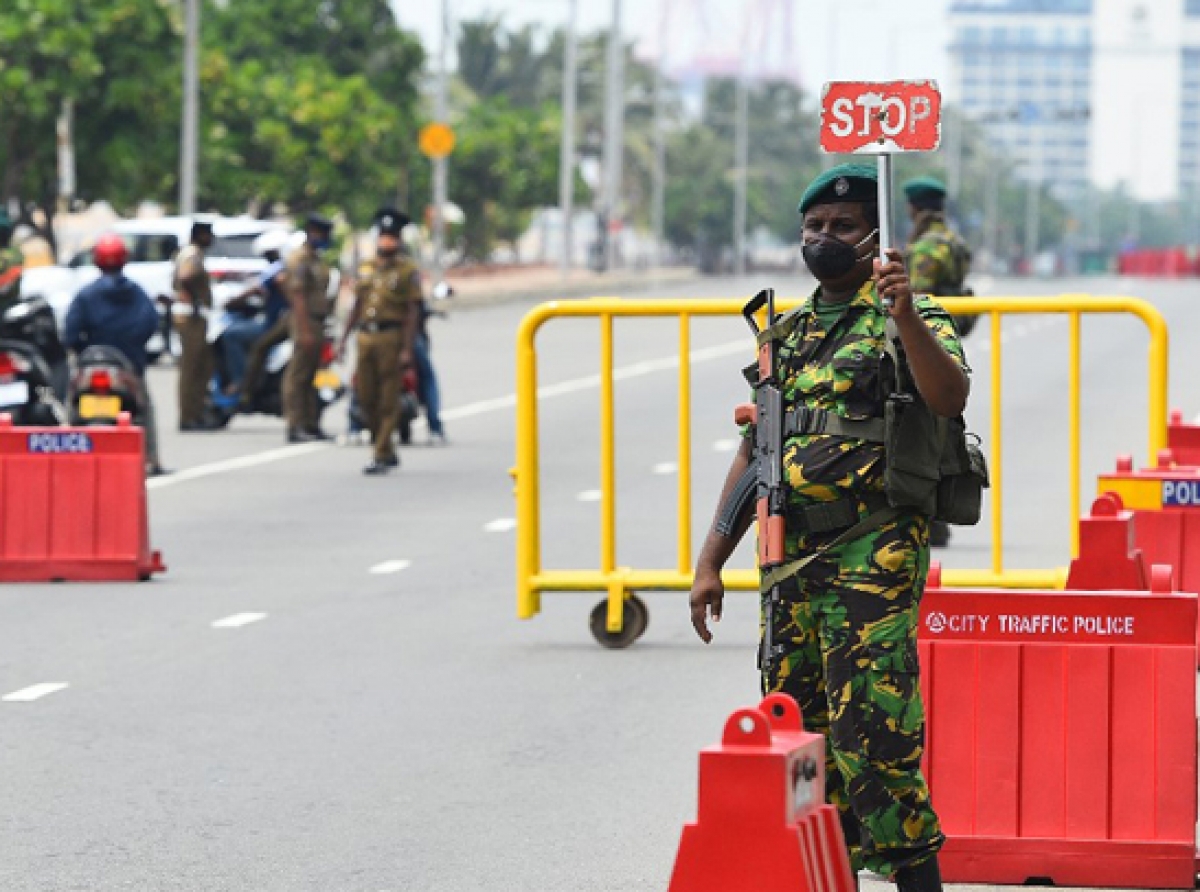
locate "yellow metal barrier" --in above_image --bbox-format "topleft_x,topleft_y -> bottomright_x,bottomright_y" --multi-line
515,295 -> 1169,645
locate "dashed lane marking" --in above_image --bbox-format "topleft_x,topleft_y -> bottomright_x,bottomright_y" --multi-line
3,683 -> 69,702
652,462 -> 679,475
211,612 -> 268,629
577,490 -> 602,502
369,559 -> 412,575
484,518 -> 518,533
713,439 -> 739,453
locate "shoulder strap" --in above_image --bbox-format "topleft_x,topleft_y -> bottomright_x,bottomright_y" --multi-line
759,505 -> 905,591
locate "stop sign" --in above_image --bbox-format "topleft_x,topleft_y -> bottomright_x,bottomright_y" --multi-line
819,81 -> 942,154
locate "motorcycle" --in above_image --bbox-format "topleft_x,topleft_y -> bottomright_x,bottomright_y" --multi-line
1,295 -> 68,399
66,346 -> 147,428
0,337 -> 66,426
208,310 -> 346,427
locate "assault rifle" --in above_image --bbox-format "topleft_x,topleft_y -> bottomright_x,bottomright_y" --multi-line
714,288 -> 788,675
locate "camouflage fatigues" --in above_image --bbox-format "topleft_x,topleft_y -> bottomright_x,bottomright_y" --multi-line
354,254 -> 420,463
760,279 -> 967,876
0,244 -> 23,307
906,214 -> 971,298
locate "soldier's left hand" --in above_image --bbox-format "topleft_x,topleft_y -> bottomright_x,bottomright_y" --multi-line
874,248 -> 915,317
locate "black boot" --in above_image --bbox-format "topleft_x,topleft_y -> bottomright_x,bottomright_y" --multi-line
894,855 -> 943,892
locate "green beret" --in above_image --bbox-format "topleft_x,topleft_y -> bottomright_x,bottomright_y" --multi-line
903,175 -> 947,203
797,163 -> 878,215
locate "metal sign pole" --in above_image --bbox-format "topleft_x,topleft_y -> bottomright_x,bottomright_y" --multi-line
877,152 -> 894,307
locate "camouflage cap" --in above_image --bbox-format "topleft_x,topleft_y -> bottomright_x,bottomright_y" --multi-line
903,175 -> 948,203
797,163 -> 878,215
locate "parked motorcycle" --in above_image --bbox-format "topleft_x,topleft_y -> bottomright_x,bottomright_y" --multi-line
0,295 -> 68,398
208,313 -> 345,427
66,346 -> 147,428
0,337 -> 66,426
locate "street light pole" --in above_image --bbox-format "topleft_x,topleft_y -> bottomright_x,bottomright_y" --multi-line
733,71 -> 749,277
601,0 -> 625,272
559,0 -> 579,279
433,0 -> 450,282
651,61 -> 666,268
180,0 -> 199,215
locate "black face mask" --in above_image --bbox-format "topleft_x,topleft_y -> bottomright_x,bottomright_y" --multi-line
802,228 -> 878,281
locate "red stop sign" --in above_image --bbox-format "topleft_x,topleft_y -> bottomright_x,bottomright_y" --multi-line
819,81 -> 942,155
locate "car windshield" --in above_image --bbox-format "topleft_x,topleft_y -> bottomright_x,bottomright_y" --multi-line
211,235 -> 263,259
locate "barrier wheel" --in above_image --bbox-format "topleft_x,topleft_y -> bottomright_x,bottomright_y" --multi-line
589,595 -> 649,649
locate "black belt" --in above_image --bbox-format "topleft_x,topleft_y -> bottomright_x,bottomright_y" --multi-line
786,406 -> 886,443
360,321 -> 403,334
789,492 -> 891,535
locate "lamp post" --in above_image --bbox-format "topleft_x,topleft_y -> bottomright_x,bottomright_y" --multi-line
180,0 -> 199,214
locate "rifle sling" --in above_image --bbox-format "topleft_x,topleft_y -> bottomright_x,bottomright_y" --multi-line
760,504 -> 905,593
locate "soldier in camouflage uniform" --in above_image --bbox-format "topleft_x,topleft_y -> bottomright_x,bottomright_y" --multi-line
689,164 -> 969,892
904,176 -> 974,549
339,208 -> 420,474
0,211 -> 23,308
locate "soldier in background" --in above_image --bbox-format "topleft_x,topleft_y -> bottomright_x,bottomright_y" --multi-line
283,214 -> 334,443
339,207 -> 420,474
173,218 -> 219,431
903,176 -> 974,549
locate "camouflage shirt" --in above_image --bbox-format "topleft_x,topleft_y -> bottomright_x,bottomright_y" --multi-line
905,217 -> 971,297
773,279 -> 967,508
0,244 -> 23,305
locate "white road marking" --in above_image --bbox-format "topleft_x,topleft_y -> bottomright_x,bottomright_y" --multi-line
211,612 -> 268,629
652,461 -> 679,475
577,489 -> 602,502
146,340 -> 751,490
713,439 -> 739,452
484,517 -> 518,533
369,559 -> 412,575
148,443 -> 329,490
3,683 -> 68,702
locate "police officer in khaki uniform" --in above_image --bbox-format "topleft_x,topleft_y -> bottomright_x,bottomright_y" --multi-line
340,207 -> 420,475
173,219 -> 217,431
283,214 -> 334,443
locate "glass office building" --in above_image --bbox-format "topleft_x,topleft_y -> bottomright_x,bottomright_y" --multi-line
949,1 -> 1094,204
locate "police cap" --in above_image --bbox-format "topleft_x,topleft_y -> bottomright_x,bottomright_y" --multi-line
903,175 -> 948,204
305,213 -> 334,234
190,216 -> 215,240
797,163 -> 878,215
374,207 -> 411,236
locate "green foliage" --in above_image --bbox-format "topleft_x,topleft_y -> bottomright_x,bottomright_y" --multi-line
451,99 -> 561,261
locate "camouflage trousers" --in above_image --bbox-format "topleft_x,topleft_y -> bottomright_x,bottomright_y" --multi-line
761,510 -> 944,876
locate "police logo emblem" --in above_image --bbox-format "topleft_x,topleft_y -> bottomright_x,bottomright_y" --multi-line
834,177 -> 850,196
382,215 -> 394,227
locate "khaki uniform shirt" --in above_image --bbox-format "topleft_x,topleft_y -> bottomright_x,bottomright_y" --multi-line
173,243 -> 212,309
355,255 -> 421,326
285,246 -> 332,320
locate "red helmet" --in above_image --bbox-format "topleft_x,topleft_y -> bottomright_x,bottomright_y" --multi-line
94,234 -> 128,271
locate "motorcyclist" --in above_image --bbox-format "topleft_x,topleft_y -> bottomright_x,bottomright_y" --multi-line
220,229 -> 290,399
64,234 -> 165,476
0,210 -> 23,308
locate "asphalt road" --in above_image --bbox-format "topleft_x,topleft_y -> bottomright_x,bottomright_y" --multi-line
0,272 -> 1195,891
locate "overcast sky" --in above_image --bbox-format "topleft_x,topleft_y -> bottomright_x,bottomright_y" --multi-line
392,0 -> 953,96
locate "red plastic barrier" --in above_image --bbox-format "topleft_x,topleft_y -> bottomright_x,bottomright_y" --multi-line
669,694 -> 855,892
0,415 -> 164,581
919,565 -> 1198,889
1167,408 -> 1200,466
1097,457 -> 1200,622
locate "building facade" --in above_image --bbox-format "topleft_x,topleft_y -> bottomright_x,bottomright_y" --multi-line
949,0 -> 1200,205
